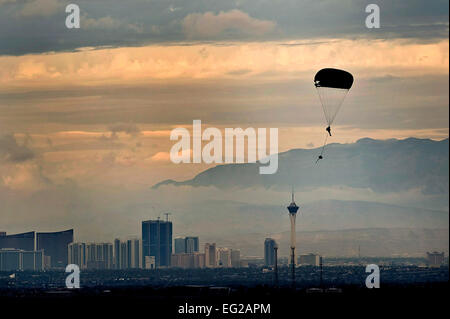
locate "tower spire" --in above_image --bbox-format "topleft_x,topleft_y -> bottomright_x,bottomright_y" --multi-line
287,189 -> 299,289
291,185 -> 294,203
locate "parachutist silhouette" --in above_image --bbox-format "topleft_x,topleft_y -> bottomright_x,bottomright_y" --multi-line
326,126 -> 331,136
316,155 -> 323,164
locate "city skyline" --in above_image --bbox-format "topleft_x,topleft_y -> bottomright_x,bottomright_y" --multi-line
0,0 -> 448,313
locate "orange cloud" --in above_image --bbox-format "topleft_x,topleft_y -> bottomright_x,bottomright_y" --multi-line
0,39 -> 447,91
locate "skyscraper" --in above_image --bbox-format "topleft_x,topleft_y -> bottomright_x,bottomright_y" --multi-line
218,248 -> 232,268
264,238 -> 277,267
0,231 -> 35,251
174,236 -> 199,254
204,243 -> 216,268
127,239 -> 142,269
85,242 -> 114,269
68,242 -> 87,268
120,241 -> 128,269
21,250 -> 44,271
427,251 -> 445,267
231,249 -> 241,268
142,220 -> 172,268
174,237 -> 186,254
185,237 -> 199,253
36,229 -> 73,268
114,239 -> 120,269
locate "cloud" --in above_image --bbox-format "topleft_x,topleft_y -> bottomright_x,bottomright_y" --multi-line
0,134 -> 35,163
0,0 -> 448,55
182,9 -> 276,39
1,39 -> 447,89
150,151 -> 171,162
82,15 -> 144,33
19,0 -> 62,17
108,123 -> 141,136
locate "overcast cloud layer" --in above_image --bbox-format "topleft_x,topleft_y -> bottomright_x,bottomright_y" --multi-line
0,0 -> 449,55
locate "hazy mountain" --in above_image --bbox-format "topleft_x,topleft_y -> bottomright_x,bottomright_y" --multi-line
154,138 -> 449,195
153,137 -> 449,256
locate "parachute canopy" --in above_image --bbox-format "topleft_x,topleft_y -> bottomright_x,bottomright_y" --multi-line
314,68 -> 354,126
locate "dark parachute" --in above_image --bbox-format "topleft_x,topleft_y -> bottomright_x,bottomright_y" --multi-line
314,68 -> 354,126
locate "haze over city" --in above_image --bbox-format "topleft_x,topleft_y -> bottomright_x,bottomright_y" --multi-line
0,0 -> 448,258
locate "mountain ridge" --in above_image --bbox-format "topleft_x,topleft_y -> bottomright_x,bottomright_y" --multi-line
153,137 -> 449,194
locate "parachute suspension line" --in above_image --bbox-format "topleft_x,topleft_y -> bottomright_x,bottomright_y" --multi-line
320,132 -> 328,157
316,87 -> 349,126
315,132 -> 328,164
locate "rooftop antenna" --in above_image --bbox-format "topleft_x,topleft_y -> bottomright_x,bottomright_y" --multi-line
164,213 -> 171,222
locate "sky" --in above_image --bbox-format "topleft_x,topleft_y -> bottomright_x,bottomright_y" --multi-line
0,0 -> 448,243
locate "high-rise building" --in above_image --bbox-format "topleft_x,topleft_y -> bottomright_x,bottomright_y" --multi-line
0,231 -> 35,251
0,249 -> 44,271
427,251 -> 445,267
0,232 -> 6,237
120,241 -> 128,269
68,242 -> 87,268
264,238 -> 277,267
127,239 -> 142,269
171,252 -> 205,269
0,249 -> 21,271
69,242 -> 113,269
204,243 -> 216,268
231,249 -> 241,268
174,236 -> 199,254
218,248 -> 232,268
85,243 -> 114,269
36,229 -> 73,268
111,239 -> 142,269
174,237 -> 186,254
102,243 -> 114,269
114,239 -> 121,269
185,237 -> 199,253
142,220 -> 172,268
22,250 -> 44,271
299,253 -> 320,266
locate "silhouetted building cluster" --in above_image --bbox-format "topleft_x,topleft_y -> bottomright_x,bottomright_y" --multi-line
427,251 -> 445,267
0,217 -> 262,272
0,230 -> 73,271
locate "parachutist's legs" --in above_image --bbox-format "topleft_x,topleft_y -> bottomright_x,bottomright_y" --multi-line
326,126 -> 332,136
